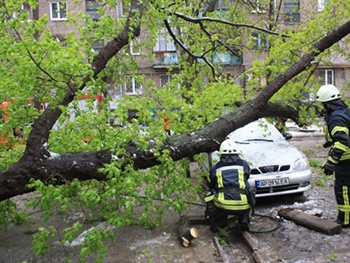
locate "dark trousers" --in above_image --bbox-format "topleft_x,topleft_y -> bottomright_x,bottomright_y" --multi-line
216,207 -> 250,225
206,200 -> 250,228
334,161 -> 350,225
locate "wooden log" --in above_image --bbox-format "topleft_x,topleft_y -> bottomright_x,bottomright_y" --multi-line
213,236 -> 230,263
187,214 -> 237,226
187,215 -> 210,225
178,216 -> 199,247
278,208 -> 342,235
240,230 -> 279,263
180,236 -> 190,248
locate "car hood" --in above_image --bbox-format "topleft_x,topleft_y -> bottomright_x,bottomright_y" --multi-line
235,139 -> 306,168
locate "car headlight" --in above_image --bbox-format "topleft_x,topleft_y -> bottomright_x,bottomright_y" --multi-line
292,157 -> 310,171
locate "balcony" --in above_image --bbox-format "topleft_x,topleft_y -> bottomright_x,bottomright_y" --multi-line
153,51 -> 178,68
153,50 -> 242,68
212,52 -> 243,65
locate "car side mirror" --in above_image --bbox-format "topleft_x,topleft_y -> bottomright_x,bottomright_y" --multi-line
284,133 -> 293,140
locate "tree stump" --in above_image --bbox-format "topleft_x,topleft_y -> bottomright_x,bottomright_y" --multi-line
178,216 -> 198,247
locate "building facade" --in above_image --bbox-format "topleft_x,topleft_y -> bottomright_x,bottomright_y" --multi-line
17,0 -> 350,100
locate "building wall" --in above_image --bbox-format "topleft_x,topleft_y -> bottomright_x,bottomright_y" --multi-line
34,0 -> 350,98
37,0 -> 82,38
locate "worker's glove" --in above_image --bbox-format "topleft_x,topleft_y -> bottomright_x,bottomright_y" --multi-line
322,161 -> 336,176
323,141 -> 332,148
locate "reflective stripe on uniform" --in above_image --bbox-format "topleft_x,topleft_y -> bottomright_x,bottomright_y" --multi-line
341,152 -> 350,160
338,185 -> 350,225
328,155 -> 339,164
324,125 -> 332,142
214,199 -> 250,210
331,126 -> 349,136
334,141 -> 349,152
217,170 -> 224,188
214,168 -> 249,210
325,124 -> 350,161
238,168 -> 246,189
204,195 -> 214,202
216,171 -> 225,202
216,165 -> 245,172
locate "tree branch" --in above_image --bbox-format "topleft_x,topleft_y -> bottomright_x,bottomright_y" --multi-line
173,11 -> 284,36
253,19 -> 350,105
163,19 -> 217,78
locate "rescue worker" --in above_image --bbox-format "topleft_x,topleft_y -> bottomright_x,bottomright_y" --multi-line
205,139 -> 252,233
316,84 -> 350,228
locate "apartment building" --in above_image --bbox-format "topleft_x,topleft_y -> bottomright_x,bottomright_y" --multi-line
17,0 -> 350,100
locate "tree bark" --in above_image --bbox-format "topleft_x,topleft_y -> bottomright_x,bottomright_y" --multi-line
177,216 -> 198,247
278,208 -> 342,235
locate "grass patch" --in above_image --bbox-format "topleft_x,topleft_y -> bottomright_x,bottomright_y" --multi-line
313,178 -> 326,187
308,159 -> 323,169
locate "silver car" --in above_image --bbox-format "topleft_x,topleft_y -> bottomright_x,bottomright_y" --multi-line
214,118 -> 312,198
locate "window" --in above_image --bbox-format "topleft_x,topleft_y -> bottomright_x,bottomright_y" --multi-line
117,0 -> 129,18
318,0 -> 330,11
160,74 -> 180,89
320,69 -> 334,85
251,1 -> 266,13
22,3 -> 33,21
86,0 -> 100,20
11,3 -> 33,21
160,75 -> 172,87
130,39 -> 141,55
50,2 -> 67,21
124,77 -> 142,95
214,0 -> 227,10
284,0 -> 300,24
92,39 -> 104,52
251,32 -> 269,50
153,28 -> 176,52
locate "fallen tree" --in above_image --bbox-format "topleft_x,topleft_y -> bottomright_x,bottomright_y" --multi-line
2,18 -> 350,201
1,0 -> 350,260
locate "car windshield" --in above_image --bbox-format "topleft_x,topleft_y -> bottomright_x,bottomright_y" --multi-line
228,119 -> 285,142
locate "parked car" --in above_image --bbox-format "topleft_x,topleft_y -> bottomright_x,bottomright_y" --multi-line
212,118 -> 312,198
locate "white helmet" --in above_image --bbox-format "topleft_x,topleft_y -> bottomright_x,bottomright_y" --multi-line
219,139 -> 238,155
316,84 -> 340,102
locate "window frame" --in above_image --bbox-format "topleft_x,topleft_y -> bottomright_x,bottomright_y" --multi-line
318,0 -> 330,12
160,74 -> 172,87
320,69 -> 334,85
86,0 -> 100,20
50,1 -> 67,21
11,3 -> 34,21
130,39 -> 141,55
214,0 -> 227,10
153,28 -> 176,52
251,32 -> 269,50
284,0 -> 300,24
250,0 -> 267,14
117,0 -> 129,18
124,77 -> 143,95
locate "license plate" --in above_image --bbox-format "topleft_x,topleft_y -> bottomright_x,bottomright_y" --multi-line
256,178 -> 290,188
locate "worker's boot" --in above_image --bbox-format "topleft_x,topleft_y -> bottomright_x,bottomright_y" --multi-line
238,213 -> 250,231
210,223 -> 219,233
